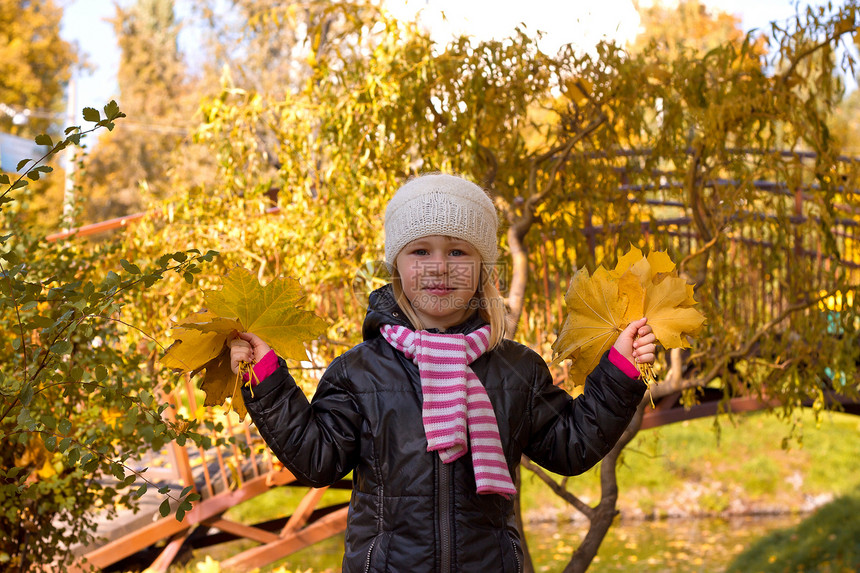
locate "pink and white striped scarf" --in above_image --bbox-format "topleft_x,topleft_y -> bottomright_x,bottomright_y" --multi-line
380,324 -> 516,498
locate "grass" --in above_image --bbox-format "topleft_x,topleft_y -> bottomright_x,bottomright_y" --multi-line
519,409 -> 860,521
726,486 -> 860,572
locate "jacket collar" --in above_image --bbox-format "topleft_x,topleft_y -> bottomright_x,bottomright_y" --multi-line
361,284 -> 488,341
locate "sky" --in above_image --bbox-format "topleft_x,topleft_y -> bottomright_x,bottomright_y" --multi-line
58,0 -> 848,123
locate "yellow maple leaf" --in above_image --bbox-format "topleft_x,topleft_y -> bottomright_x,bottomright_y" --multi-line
160,311 -> 242,372
203,268 -> 324,360
615,249 -> 705,348
161,268 -> 327,419
196,351 -> 248,420
551,246 -> 706,388
550,266 -> 636,385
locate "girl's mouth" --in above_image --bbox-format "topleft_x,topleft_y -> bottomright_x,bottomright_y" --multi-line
424,285 -> 454,295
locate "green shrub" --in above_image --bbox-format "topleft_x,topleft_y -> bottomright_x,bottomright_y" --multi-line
727,488 -> 860,572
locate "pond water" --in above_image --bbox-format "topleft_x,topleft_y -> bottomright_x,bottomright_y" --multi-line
195,513 -> 804,572
526,514 -> 804,572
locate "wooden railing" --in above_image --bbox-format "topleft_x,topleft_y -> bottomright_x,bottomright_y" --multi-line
71,374 -> 351,572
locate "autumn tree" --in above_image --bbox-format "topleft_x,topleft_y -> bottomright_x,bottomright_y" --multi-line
190,0 -> 319,93
81,0 -> 196,221
514,3 -> 860,570
0,0 -> 76,136
630,0 -> 752,53
0,0 -> 78,229
832,87 -> 860,154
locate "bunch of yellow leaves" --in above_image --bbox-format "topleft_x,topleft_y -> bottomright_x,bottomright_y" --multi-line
550,246 -> 706,390
161,268 -> 327,419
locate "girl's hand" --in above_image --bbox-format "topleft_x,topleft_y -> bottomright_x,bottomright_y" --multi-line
228,332 -> 272,374
613,318 -> 657,366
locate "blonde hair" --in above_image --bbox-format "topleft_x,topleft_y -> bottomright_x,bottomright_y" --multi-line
391,265 -> 507,350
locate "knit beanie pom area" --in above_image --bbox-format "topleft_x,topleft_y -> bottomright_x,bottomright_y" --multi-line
384,174 -> 499,267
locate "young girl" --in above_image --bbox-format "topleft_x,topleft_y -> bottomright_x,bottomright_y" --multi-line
229,173 -> 655,572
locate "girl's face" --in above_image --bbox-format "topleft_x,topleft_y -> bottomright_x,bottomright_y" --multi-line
395,235 -> 482,331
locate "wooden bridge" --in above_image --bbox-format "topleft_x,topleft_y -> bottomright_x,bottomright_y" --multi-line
70,376 -> 353,572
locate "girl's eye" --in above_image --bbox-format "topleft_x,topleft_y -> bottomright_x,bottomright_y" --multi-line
413,249 -> 428,256
450,250 -> 464,256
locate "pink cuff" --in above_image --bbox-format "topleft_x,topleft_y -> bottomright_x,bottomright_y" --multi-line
609,347 -> 640,379
246,350 -> 278,385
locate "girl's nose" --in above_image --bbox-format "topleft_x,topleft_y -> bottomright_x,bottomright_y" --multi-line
426,252 -> 447,275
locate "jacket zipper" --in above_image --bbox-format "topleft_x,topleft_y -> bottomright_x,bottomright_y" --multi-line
510,535 -> 522,573
439,460 -> 452,573
363,536 -> 377,573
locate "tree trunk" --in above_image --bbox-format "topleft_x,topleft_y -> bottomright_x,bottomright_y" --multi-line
564,401 -> 646,573
507,220 -> 535,571
514,466 -> 536,573
506,222 -> 530,337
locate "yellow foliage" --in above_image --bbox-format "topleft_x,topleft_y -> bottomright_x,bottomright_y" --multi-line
551,246 -> 706,387
14,435 -> 56,480
818,290 -> 855,312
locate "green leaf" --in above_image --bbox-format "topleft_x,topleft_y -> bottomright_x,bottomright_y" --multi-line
159,499 -> 171,518
95,364 -> 108,382
0,174 -> 9,184
104,100 -> 121,119
16,159 -> 31,171
34,134 -> 53,146
82,107 -> 100,122
50,340 -> 72,355
134,484 -> 147,499
121,259 -> 142,274
58,418 -> 72,435
10,179 -> 28,191
20,384 -> 34,406
104,270 -> 120,288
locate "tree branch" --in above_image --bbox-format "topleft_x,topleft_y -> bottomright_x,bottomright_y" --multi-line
520,456 -> 595,519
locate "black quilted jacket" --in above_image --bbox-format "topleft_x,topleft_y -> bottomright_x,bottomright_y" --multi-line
243,285 -> 646,573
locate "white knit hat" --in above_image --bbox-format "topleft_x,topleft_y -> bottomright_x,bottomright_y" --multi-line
384,173 -> 498,267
